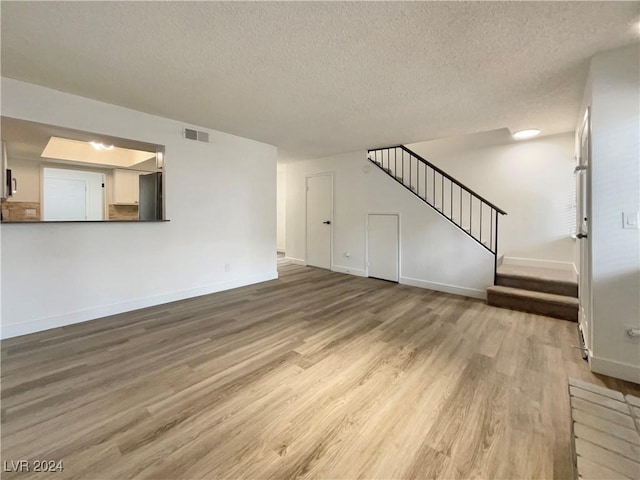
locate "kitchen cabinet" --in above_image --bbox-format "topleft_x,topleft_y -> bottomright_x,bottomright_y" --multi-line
113,169 -> 141,205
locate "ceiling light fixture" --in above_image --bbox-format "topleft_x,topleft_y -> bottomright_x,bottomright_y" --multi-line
512,129 -> 541,140
90,141 -> 114,151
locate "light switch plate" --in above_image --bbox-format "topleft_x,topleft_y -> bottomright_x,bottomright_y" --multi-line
622,211 -> 639,229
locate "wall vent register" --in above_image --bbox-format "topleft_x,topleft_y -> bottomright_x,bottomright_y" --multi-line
184,128 -> 210,143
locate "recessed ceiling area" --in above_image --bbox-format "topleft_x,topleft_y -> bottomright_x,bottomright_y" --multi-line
42,137 -> 155,168
1,116 -> 160,170
1,2 -> 638,160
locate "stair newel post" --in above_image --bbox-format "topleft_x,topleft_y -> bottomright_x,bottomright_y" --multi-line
494,212 -> 499,284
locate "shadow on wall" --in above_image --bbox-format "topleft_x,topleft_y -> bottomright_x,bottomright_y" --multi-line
500,187 -> 575,262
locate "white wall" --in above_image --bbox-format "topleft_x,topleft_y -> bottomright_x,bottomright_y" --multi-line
285,151 -> 494,299
583,45 -> 640,383
285,133 -> 577,298
276,164 -> 287,252
407,133 -> 576,268
0,78 -> 277,339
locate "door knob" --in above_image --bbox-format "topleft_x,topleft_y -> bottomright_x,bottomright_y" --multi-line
576,233 -> 588,239
323,220 -> 331,225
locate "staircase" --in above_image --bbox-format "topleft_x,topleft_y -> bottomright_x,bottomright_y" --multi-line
488,264 -> 579,321
368,145 -> 578,322
368,145 -> 507,278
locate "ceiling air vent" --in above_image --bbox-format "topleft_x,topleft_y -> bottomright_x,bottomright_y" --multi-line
184,128 -> 210,143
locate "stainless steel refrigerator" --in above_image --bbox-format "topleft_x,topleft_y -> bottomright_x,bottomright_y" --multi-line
138,172 -> 163,220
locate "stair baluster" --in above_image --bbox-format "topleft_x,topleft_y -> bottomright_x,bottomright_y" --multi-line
368,145 -> 507,282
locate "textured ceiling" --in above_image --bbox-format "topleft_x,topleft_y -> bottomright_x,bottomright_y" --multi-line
1,2 -> 638,160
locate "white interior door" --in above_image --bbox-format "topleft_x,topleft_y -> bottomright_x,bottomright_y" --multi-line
306,174 -> 332,269
43,177 -> 86,220
368,214 -> 399,282
577,109 -> 592,353
43,168 -> 105,221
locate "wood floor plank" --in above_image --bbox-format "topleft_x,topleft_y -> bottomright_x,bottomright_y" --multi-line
570,386 -> 632,414
577,456 -> 631,480
575,438 -> 640,479
2,258 -> 640,479
574,423 -> 640,462
573,409 -> 640,445
570,377 -> 626,401
572,396 -> 638,429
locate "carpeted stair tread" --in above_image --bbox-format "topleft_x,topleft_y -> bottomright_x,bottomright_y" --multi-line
497,264 -> 577,284
498,271 -> 577,287
495,265 -> 578,298
487,285 -> 579,306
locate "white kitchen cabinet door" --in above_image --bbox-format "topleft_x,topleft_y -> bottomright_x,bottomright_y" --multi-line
113,169 -> 140,205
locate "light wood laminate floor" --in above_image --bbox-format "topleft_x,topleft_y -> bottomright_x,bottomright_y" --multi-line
2,260 -> 639,479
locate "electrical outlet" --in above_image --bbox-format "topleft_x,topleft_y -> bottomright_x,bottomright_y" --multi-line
224,263 -> 231,272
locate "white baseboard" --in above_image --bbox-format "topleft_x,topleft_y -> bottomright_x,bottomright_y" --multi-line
590,355 -> 640,384
1,272 -> 278,340
284,257 -> 306,266
331,265 -> 367,277
502,256 -> 575,272
399,276 -> 487,300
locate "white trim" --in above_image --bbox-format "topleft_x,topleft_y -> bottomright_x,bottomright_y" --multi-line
0,272 -> 277,340
331,265 -> 367,277
399,276 -> 487,300
501,256 -> 575,272
284,257 -> 306,266
590,355 -> 640,384
576,106 -> 593,355
305,172 -> 333,270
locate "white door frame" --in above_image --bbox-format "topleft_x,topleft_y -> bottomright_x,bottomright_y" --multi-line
305,172 -> 334,269
576,107 -> 592,355
365,212 -> 401,280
